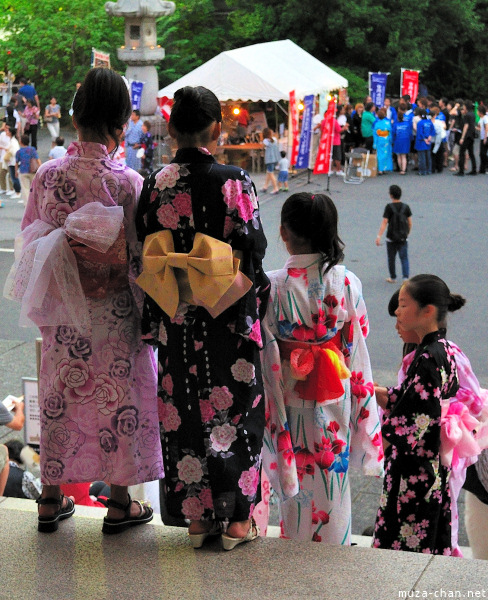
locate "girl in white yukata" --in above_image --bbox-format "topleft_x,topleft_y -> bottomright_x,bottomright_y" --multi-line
261,192 -> 384,544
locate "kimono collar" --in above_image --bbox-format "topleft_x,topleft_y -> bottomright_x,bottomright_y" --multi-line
420,330 -> 443,346
67,141 -> 110,159
284,253 -> 324,270
174,147 -> 217,164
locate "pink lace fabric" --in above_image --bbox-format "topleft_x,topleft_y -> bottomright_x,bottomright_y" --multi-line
4,203 -> 124,335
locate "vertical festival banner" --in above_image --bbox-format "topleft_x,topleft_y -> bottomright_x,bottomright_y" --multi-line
91,48 -> 110,68
369,72 -> 388,107
313,98 -> 336,175
289,91 -> 300,167
401,69 -> 419,103
131,81 -> 144,110
295,94 -> 315,169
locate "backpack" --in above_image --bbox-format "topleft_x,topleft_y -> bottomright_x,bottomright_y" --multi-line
387,203 -> 409,243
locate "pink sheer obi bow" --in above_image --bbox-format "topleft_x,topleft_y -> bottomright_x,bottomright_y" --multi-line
278,338 -> 351,404
440,401 -> 482,468
3,203 -> 124,335
136,230 -> 252,318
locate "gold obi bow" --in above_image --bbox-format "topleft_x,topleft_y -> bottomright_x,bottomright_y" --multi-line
136,230 -> 252,318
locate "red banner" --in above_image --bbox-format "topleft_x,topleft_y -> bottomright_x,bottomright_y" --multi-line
401,70 -> 419,103
313,99 -> 336,175
157,95 -> 173,121
289,90 -> 300,167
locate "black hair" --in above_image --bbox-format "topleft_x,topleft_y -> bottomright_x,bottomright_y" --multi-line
280,150 -> 286,158
169,86 -> 222,135
465,100 -> 473,111
19,77 -> 27,85
479,105 -> 487,116
389,184 -> 402,200
133,109 -> 140,117
6,125 -> 16,136
364,102 -> 374,112
55,136 -> 65,146
11,86 -> 18,94
404,274 -> 466,325
5,439 -> 24,464
20,134 -> 29,145
281,192 -> 344,272
72,68 -> 131,147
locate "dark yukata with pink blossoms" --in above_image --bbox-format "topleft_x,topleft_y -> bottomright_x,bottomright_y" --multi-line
136,147 -> 270,526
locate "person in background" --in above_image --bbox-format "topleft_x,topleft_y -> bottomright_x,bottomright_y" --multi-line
415,109 -> 435,175
0,398 -> 25,496
430,107 -> 446,174
3,439 -> 42,500
477,105 -> 488,174
373,108 -> 393,175
384,97 -> 397,124
138,120 -> 154,177
0,122 -> 12,198
48,136 -> 67,160
3,126 -> 21,199
15,133 -> 41,205
124,109 -> 143,171
18,77 -> 40,109
361,102 -> 376,152
455,101 -> 477,176
277,150 -> 289,192
262,127 -> 280,194
44,97 -> 61,146
392,104 -> 412,175
21,99 -> 40,149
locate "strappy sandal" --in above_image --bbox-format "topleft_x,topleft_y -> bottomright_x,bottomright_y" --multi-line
188,521 -> 221,549
102,494 -> 153,535
221,517 -> 260,551
37,494 -> 75,533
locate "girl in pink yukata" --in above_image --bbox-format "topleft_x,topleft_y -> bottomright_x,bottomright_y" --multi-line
373,275 -> 464,554
4,68 -> 163,534
385,289 -> 486,556
260,192 -> 384,544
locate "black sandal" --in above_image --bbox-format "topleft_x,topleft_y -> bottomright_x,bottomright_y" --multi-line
37,495 -> 75,533
102,493 -> 153,535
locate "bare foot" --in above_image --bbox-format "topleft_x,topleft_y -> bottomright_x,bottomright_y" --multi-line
226,519 -> 251,539
107,499 -> 145,520
38,494 -> 75,518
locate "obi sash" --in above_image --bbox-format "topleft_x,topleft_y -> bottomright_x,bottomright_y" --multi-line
136,230 -> 252,318
278,331 -> 351,404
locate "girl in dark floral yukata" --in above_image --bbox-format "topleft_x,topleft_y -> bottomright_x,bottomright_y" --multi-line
373,275 -> 465,554
135,86 -> 269,550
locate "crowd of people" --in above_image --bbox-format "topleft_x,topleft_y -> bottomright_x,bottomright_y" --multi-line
2,68 -> 488,559
328,94 -> 487,177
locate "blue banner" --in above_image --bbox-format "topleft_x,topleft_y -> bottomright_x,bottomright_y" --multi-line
131,81 -> 144,110
295,94 -> 315,169
369,73 -> 388,108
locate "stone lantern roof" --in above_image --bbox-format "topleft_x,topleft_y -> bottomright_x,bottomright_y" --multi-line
105,0 -> 175,18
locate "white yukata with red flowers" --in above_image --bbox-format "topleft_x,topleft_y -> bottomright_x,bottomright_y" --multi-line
15,141 -> 163,487
261,256 -> 383,544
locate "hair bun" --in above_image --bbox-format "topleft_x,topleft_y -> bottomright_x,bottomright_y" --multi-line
448,293 -> 466,312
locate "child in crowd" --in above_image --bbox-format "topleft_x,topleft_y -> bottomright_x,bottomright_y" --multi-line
277,150 -> 289,191
376,184 -> 412,284
373,275 -> 464,554
262,127 -> 280,194
48,136 -> 67,160
16,134 -> 41,204
139,120 -> 154,176
386,288 -> 486,556
261,192 -> 383,545
415,109 -> 435,175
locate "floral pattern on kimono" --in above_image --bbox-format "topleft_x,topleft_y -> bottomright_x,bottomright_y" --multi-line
135,147 -> 270,525
373,117 -> 393,172
261,255 -> 383,544
373,330 -> 459,554
19,141 -> 163,486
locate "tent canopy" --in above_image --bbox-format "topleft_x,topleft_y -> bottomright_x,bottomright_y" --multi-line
158,40 -> 348,102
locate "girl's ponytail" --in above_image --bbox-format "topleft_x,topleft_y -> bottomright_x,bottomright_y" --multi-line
448,293 -> 466,313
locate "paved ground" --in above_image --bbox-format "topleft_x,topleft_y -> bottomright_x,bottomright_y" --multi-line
2,127 -> 487,549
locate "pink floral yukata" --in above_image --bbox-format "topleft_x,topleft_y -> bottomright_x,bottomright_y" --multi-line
261,256 -> 383,544
373,330 -> 458,554
135,147 -> 269,527
14,142 -> 163,486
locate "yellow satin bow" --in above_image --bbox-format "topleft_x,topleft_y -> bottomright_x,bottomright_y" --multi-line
136,230 -> 251,318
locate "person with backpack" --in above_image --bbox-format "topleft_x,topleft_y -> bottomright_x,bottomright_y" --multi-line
375,184 -> 412,283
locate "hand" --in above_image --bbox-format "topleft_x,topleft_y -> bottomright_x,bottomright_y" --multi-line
375,237 -> 381,246
374,385 -> 389,410
13,399 -> 24,413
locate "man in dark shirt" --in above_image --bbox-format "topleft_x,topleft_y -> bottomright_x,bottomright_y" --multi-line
455,100 -> 477,176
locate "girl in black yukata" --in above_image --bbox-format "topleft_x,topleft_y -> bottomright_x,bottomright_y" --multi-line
372,275 -> 465,554
136,86 -> 270,551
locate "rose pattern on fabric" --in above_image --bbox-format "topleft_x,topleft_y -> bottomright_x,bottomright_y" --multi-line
177,454 -> 204,484
231,358 -> 255,384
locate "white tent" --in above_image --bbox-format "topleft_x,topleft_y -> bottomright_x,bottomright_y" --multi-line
157,39 -> 348,102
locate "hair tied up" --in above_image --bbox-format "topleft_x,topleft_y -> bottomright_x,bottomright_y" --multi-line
448,293 -> 466,313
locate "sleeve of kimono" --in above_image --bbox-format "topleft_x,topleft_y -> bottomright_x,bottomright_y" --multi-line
343,271 -> 384,476
454,348 -> 484,419
260,290 -> 300,501
224,173 -> 270,348
383,354 -> 442,454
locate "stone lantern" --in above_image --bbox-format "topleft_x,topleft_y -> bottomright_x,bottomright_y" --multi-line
105,0 -> 175,116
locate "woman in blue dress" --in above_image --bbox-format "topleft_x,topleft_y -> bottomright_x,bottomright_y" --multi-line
392,108 -> 413,175
373,108 -> 393,174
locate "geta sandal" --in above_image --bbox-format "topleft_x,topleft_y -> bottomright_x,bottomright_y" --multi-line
37,494 -> 75,533
221,518 -> 260,551
102,493 -> 153,535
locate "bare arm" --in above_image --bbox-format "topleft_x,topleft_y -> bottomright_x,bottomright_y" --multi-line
376,218 -> 388,246
7,401 -> 25,431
